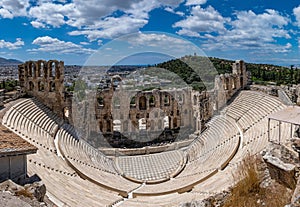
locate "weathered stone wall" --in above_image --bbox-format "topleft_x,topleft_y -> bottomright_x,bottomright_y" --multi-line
263,153 -> 297,189
213,60 -> 247,110
18,60 -> 70,120
18,59 -> 248,147
95,86 -> 197,135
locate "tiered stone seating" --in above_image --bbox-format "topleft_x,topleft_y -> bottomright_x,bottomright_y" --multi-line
225,91 -> 287,163
27,158 -> 122,207
0,90 -> 291,206
131,115 -> 240,196
2,99 -> 61,152
187,115 -> 239,161
56,126 -> 141,195
57,125 -> 118,173
1,98 -> 124,205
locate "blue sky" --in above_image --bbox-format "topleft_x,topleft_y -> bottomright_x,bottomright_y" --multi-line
0,0 -> 300,66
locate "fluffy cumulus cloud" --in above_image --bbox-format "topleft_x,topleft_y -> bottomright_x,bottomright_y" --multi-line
175,7 -> 291,54
29,3 -> 76,28
0,38 -> 24,50
23,0 -> 185,41
293,5 -> 300,27
0,0 -> 30,18
69,15 -> 148,40
29,36 -> 96,54
208,9 -> 291,53
173,6 -> 229,36
30,20 -> 46,28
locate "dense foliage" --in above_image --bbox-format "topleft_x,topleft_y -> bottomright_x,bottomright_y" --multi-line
155,55 -> 219,91
246,64 -> 300,85
0,80 -> 19,92
155,55 -> 300,88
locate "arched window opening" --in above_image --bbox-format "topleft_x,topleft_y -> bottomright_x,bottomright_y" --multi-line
97,97 -> 104,107
138,118 -> 147,130
163,116 -> 170,129
31,63 -> 35,77
173,117 -> 178,128
49,81 -> 55,92
178,94 -> 183,103
64,107 -> 70,118
224,78 -> 228,90
28,63 -> 34,77
113,120 -> 121,132
232,79 -> 236,89
49,62 -> 55,77
149,95 -> 155,107
29,82 -> 34,91
38,81 -> 44,91
164,95 -> 170,106
130,97 -> 136,108
139,96 -> 147,110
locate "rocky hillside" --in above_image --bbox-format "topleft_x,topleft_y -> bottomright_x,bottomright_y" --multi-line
0,57 -> 22,65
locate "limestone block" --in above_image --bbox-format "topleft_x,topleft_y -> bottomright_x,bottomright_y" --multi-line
263,153 -> 296,189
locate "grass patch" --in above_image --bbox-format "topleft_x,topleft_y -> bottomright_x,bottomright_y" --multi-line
224,156 -> 291,207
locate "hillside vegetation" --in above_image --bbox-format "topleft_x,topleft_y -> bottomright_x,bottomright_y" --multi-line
154,55 -> 299,90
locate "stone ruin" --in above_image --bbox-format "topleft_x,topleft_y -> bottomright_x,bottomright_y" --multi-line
18,60 -> 70,121
213,60 -> 248,110
18,59 -> 248,147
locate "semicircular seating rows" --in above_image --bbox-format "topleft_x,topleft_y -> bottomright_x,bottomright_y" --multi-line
1,90 -> 290,206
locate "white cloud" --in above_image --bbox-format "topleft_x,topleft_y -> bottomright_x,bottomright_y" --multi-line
30,21 -> 46,28
69,15 -> 148,40
185,0 -> 207,6
201,10 -> 291,53
0,0 -> 30,18
124,32 -> 191,51
0,38 -> 24,50
0,8 -> 13,18
164,7 -> 184,16
29,36 -> 96,54
173,6 -> 229,35
80,42 -> 90,45
24,0 -> 185,41
293,5 -> 300,27
28,3 -> 76,28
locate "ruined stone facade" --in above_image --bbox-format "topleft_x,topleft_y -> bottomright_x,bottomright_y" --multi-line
213,60 -> 248,110
90,81 -> 201,147
18,60 -> 68,119
18,59 -> 248,147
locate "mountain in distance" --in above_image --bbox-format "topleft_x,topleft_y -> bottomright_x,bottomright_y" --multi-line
0,57 -> 23,65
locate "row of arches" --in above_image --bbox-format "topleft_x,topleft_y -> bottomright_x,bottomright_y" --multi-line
28,81 -> 56,92
100,116 -> 180,133
25,60 -> 62,79
97,94 -> 172,110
